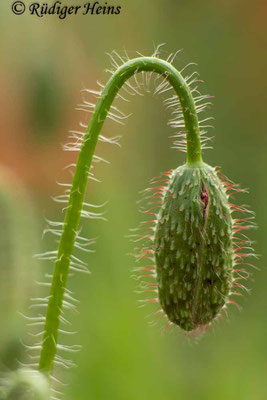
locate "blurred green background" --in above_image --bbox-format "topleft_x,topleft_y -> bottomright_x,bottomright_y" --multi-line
0,0 -> 266,399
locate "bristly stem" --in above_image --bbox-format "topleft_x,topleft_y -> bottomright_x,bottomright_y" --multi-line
38,57 -> 203,374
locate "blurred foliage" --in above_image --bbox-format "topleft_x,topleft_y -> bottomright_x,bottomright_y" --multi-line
0,0 -> 266,399
0,168 -> 39,370
26,61 -> 64,140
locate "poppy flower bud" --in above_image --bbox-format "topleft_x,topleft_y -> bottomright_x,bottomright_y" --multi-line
1,369 -> 50,400
154,163 -> 233,331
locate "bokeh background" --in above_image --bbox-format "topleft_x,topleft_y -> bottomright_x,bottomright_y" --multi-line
0,1 -> 266,399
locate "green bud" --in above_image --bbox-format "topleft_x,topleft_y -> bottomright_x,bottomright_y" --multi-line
1,369 -> 51,400
154,163 -> 233,332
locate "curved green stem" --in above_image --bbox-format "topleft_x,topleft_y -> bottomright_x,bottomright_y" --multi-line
38,57 -> 203,374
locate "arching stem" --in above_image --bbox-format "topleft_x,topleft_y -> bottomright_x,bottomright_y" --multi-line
38,57 -> 203,374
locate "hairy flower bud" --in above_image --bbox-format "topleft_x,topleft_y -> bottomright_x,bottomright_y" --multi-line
1,369 -> 50,400
154,163 -> 233,331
